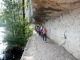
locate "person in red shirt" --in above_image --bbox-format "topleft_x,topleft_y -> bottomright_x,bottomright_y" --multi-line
42,27 -> 47,42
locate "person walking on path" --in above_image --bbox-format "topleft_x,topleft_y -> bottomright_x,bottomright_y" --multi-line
42,27 -> 47,42
35,25 -> 40,35
40,26 -> 43,37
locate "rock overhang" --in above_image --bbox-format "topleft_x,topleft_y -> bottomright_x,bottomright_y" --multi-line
31,0 -> 80,24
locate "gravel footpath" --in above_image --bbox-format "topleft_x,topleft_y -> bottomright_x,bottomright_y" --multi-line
20,31 -> 78,60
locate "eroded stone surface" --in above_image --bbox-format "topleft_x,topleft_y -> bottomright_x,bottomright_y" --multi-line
31,0 -> 80,23
44,8 -> 80,60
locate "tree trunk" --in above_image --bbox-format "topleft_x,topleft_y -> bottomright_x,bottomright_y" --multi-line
22,0 -> 25,39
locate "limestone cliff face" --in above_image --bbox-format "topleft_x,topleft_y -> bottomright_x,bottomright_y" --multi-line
44,8 -> 80,60
31,0 -> 80,59
31,0 -> 80,23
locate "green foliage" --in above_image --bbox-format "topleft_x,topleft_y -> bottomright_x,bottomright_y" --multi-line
2,0 -> 32,50
25,25 -> 33,40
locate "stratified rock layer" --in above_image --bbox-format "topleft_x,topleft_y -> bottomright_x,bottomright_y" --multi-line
32,0 -> 80,23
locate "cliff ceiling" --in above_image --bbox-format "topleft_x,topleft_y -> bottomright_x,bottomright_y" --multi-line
31,0 -> 80,23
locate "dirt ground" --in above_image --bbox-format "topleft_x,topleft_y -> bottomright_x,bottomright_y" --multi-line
20,30 -> 78,60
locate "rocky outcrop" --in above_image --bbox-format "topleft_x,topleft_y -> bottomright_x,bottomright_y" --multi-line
44,8 -> 80,59
31,0 -> 80,59
31,0 -> 80,23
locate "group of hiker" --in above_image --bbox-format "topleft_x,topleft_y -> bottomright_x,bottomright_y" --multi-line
35,25 -> 47,42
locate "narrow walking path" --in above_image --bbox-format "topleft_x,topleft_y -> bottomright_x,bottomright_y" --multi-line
20,31 -> 78,60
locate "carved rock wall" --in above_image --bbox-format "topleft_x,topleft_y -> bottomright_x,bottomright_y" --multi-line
44,8 -> 80,59
32,0 -> 80,23
31,0 -> 80,59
